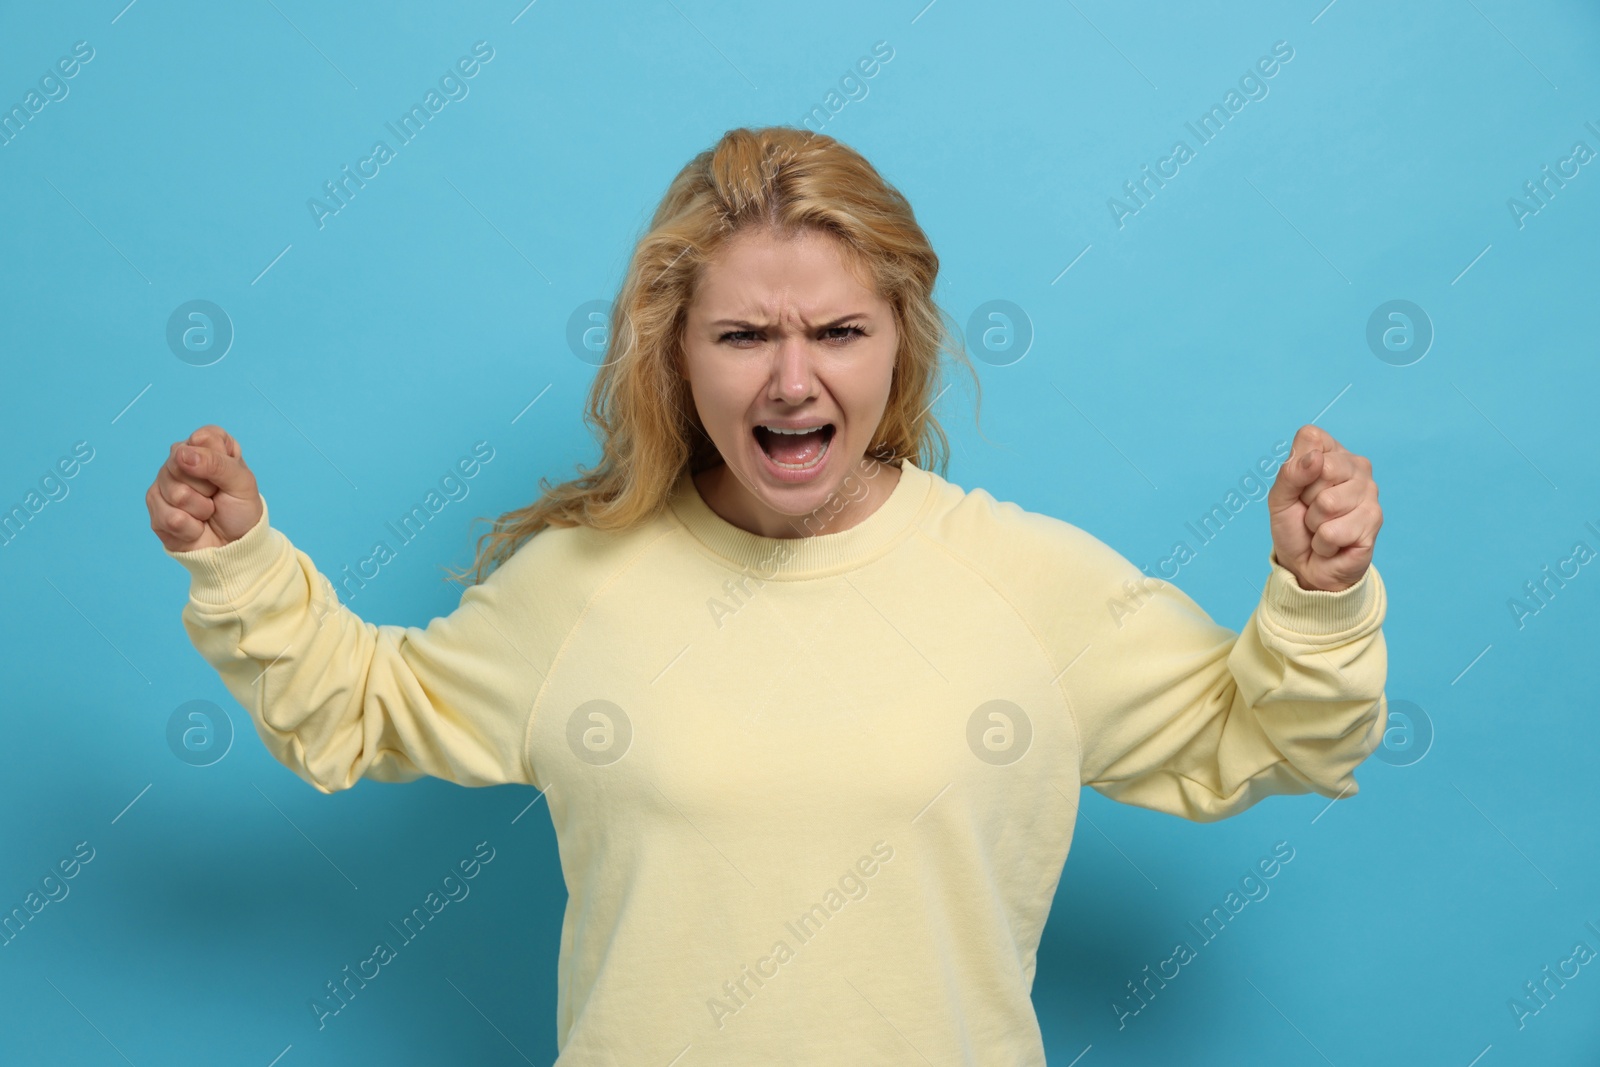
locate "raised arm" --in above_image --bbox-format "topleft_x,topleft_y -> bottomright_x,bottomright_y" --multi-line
150,426 -> 544,794
1065,424 -> 1388,821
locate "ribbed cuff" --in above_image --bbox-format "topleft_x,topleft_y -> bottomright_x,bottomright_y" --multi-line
162,495 -> 288,606
1260,547 -> 1380,637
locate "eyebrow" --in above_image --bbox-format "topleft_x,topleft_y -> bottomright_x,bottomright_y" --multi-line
709,312 -> 872,329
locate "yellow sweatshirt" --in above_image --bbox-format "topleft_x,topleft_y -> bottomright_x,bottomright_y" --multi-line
165,457 -> 1388,1064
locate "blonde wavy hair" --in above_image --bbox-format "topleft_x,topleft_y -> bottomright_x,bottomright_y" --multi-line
447,124 -> 983,587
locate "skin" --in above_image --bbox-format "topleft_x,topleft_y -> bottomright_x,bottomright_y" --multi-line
1266,423 -> 1383,592
146,425 -> 261,552
682,225 -> 901,540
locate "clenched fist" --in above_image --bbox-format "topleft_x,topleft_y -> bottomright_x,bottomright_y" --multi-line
146,424 -> 264,553
1267,424 -> 1383,592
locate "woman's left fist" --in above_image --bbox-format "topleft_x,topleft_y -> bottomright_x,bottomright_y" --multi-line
1267,424 -> 1382,592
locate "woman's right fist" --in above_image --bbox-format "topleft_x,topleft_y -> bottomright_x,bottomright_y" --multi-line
147,425 -> 264,553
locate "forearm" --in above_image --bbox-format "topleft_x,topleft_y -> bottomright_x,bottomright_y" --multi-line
1225,554 -> 1389,799
1081,554 -> 1388,823
167,495 -> 539,794
172,498 -> 410,793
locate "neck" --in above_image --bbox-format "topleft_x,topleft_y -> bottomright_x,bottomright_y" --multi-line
693,458 -> 903,540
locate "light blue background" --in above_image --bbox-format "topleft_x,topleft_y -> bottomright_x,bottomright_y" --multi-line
2,0 -> 1597,1063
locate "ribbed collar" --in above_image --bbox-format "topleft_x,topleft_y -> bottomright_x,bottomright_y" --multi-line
667,459 -> 934,579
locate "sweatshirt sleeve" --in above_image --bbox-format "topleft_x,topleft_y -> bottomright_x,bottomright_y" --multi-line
162,495 -> 544,795
1060,531 -> 1388,823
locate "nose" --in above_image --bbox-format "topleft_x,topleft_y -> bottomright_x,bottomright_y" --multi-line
768,331 -> 819,406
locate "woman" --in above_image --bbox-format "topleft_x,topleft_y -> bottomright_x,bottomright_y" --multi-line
149,126 -> 1387,1064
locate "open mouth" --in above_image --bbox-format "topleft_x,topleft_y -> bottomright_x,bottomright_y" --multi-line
752,423 -> 835,470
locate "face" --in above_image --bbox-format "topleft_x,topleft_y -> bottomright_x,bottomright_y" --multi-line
680,226 -> 900,539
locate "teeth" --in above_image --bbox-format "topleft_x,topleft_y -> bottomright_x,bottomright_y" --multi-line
761,425 -> 828,434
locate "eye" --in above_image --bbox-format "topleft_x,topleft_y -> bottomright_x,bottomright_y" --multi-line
716,325 -> 866,346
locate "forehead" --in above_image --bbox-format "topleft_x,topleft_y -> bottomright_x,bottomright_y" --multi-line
688,227 -> 882,318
